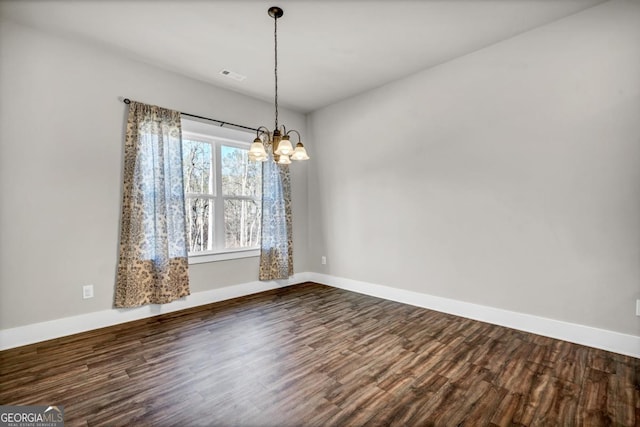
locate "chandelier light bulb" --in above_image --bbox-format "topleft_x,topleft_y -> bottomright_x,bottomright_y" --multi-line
275,135 -> 294,156
249,138 -> 268,158
277,154 -> 292,165
290,142 -> 310,161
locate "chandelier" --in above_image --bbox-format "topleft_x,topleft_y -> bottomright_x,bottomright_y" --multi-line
249,6 -> 309,164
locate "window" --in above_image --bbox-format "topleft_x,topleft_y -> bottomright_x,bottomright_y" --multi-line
181,118 -> 262,263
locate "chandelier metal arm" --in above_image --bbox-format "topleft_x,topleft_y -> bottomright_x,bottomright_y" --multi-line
285,129 -> 302,142
256,126 -> 271,139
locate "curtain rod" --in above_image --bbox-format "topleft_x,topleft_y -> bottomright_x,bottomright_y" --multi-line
122,98 -> 258,132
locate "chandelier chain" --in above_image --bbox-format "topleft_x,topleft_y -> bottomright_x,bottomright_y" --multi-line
249,7 -> 308,163
274,14 -> 278,130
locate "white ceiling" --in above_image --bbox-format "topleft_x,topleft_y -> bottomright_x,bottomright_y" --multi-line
1,0 -> 605,113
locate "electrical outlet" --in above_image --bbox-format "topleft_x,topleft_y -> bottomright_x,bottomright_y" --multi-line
636,299 -> 640,316
321,256 -> 326,265
83,284 -> 94,299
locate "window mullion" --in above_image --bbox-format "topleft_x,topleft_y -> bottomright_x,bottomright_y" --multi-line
221,195 -> 261,202
213,141 -> 226,252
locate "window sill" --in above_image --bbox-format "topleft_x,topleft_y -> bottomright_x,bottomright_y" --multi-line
188,249 -> 260,264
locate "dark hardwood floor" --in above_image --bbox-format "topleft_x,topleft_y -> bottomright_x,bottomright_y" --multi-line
1,283 -> 638,426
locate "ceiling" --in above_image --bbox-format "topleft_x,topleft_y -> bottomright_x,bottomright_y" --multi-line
1,0 -> 606,113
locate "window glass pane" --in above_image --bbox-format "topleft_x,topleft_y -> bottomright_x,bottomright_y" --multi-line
221,145 -> 262,198
182,140 -> 212,194
224,199 -> 261,249
185,198 -> 212,252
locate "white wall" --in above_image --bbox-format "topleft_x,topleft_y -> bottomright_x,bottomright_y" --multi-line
0,20 -> 309,329
308,0 -> 640,336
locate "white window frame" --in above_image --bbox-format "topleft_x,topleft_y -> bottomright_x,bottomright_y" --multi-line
181,118 -> 261,264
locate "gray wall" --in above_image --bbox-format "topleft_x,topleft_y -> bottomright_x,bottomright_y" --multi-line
0,20 -> 309,329
307,0 -> 640,336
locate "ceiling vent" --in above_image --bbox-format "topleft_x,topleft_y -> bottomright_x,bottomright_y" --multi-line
219,69 -> 246,82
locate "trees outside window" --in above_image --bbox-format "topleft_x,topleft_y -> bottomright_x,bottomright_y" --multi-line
181,122 -> 261,260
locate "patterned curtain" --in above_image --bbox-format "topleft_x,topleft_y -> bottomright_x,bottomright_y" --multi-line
115,101 -> 190,307
259,154 -> 293,280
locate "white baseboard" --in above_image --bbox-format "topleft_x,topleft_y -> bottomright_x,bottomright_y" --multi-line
309,273 -> 640,358
0,273 -> 311,351
2,271 -> 638,358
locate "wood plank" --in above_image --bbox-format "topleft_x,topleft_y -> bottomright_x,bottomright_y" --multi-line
0,282 -> 637,426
